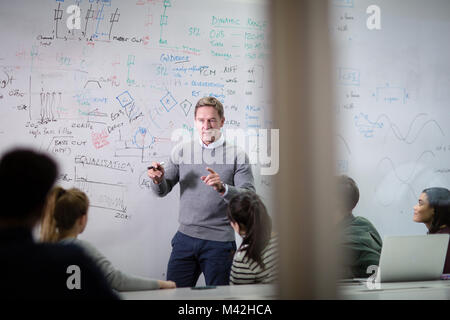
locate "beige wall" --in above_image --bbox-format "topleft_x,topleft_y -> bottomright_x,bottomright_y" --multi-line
271,0 -> 339,299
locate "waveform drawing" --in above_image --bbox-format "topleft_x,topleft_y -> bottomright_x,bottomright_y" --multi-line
384,114 -> 445,144
354,113 -> 445,143
375,175 -> 418,208
376,151 -> 436,185
374,151 -> 436,207
179,99 -> 192,116
160,91 -> 177,112
337,67 -> 360,86
84,80 -> 102,88
116,91 -> 134,108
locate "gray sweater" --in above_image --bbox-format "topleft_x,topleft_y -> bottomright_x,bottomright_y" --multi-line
60,238 -> 160,291
151,139 -> 255,241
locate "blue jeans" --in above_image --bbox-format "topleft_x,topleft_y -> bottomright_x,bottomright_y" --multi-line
166,231 -> 236,287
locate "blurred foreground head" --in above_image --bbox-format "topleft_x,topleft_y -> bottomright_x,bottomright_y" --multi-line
336,175 -> 360,216
0,148 -> 58,226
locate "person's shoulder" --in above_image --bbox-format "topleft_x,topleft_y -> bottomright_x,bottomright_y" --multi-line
353,216 -> 381,236
2,242 -> 117,299
353,215 -> 376,228
70,238 -> 105,258
436,226 -> 450,235
74,238 -> 96,250
37,241 -> 95,265
263,233 -> 278,249
234,246 -> 249,262
38,241 -> 84,255
43,243 -> 118,298
22,242 -> 95,278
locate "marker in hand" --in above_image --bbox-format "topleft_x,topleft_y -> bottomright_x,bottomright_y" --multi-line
147,162 -> 165,184
147,162 -> 165,170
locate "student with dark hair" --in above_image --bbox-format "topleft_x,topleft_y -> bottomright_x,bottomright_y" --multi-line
40,186 -> 176,291
337,175 -> 382,279
227,191 -> 277,284
0,148 -> 117,300
413,187 -> 450,273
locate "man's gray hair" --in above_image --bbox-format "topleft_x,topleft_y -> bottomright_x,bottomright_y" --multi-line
194,97 -> 224,119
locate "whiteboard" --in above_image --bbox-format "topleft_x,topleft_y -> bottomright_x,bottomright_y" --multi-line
0,0 -> 272,282
331,0 -> 450,237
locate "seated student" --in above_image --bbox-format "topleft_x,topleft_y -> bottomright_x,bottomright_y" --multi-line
336,175 -> 382,279
227,191 -> 278,285
413,187 -> 450,274
40,186 -> 176,291
0,148 -> 117,300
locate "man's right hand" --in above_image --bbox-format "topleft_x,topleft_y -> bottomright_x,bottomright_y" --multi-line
147,161 -> 165,184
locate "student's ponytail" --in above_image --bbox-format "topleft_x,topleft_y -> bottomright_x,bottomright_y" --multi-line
228,192 -> 272,269
40,186 -> 89,242
40,186 -> 66,242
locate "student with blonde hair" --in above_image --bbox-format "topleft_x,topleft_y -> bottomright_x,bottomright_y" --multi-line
41,186 -> 176,291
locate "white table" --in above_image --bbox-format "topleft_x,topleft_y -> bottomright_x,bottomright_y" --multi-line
339,280 -> 450,300
120,281 -> 450,300
119,284 -> 277,300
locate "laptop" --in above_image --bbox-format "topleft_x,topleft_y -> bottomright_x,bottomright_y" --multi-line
375,234 -> 449,283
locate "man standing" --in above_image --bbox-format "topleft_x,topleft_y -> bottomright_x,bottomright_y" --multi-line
148,97 -> 255,287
